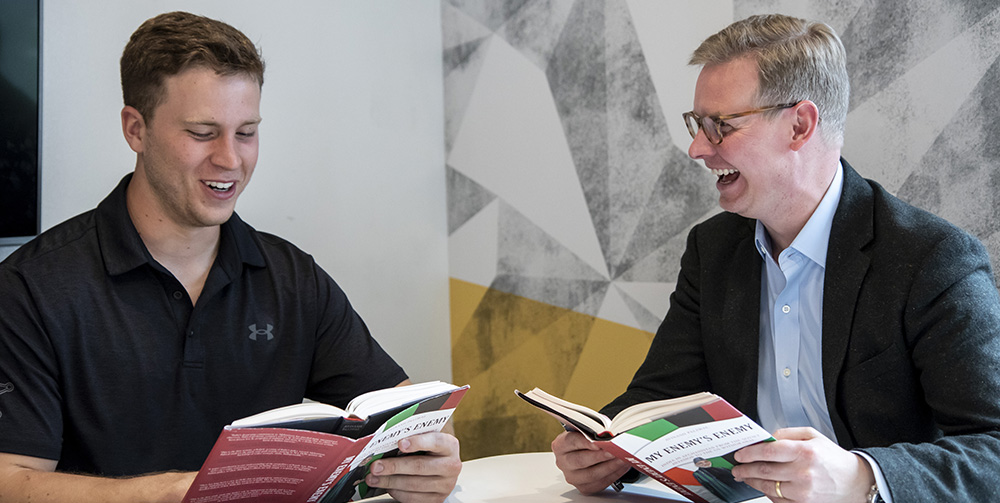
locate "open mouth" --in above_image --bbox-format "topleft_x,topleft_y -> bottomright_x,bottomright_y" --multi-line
204,181 -> 235,192
711,168 -> 740,185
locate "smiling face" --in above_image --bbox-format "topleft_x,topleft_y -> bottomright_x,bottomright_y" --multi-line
687,57 -> 797,223
126,66 -> 261,232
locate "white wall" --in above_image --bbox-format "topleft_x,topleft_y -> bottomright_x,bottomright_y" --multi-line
1,1 -> 451,382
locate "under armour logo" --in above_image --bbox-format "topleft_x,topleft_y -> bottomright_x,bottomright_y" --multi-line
248,324 -> 274,341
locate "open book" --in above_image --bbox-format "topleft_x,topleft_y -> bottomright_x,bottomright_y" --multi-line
182,382 -> 468,503
231,381 -> 463,438
517,388 -> 772,503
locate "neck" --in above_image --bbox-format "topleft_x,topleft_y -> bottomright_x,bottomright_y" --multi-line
126,175 -> 221,305
760,152 -> 841,255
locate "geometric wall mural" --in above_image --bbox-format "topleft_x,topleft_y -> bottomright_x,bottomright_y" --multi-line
443,0 -> 1000,460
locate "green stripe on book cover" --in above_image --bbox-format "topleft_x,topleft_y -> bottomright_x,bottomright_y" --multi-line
385,402 -> 420,429
624,418 -> 678,441
707,456 -> 734,469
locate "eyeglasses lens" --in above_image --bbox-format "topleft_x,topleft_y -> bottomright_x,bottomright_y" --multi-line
699,116 -> 721,144
684,113 -> 722,144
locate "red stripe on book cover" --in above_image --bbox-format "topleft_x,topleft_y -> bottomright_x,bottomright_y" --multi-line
701,398 -> 743,421
598,440 -> 709,503
664,466 -> 699,485
441,387 -> 468,409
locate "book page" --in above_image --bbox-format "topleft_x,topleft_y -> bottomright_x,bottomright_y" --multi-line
611,392 -> 716,434
231,402 -> 349,428
516,388 -> 611,434
346,381 -> 457,418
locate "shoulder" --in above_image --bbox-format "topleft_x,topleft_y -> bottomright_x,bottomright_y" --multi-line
1,210 -> 98,272
233,221 -> 344,291
841,173 -> 993,305
838,162 -> 983,259
250,227 -> 314,261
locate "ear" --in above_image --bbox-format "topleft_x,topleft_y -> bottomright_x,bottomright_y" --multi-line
789,100 -> 820,151
121,106 -> 147,154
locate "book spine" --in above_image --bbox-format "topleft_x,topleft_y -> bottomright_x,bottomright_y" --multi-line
598,441 -> 708,503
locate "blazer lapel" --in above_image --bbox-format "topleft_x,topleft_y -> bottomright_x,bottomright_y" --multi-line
723,219 -> 764,418
822,159 -> 874,448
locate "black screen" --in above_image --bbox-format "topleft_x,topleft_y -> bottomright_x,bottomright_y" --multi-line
0,1 -> 40,244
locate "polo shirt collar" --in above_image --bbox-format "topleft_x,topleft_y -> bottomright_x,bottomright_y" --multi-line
95,173 -> 266,277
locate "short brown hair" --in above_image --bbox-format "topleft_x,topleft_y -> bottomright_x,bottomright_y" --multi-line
120,11 -> 265,121
690,14 -> 849,145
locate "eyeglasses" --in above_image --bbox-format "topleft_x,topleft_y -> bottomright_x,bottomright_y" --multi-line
682,102 -> 799,145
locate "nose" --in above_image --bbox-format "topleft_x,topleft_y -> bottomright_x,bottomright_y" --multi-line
212,136 -> 240,170
687,127 -> 715,161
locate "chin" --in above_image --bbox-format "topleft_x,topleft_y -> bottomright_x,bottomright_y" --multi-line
197,209 -> 237,227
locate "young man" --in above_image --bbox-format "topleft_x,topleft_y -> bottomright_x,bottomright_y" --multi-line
552,14 -> 1000,503
0,12 -> 459,503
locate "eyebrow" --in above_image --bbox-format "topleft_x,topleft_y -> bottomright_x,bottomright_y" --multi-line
184,117 -> 263,127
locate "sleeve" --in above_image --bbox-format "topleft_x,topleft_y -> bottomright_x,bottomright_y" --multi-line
601,224 -> 713,417
303,263 -> 409,408
854,452 -> 894,503
857,230 -> 1000,502
0,263 -> 63,460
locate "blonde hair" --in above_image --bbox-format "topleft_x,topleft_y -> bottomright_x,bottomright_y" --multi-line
691,14 -> 849,145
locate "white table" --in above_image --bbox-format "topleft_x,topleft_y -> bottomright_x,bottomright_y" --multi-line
369,451 -> 771,502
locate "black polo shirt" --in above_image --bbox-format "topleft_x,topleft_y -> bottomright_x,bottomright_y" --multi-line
0,174 -> 407,476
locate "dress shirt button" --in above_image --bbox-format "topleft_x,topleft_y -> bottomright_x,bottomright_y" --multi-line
783,367 -> 792,378
782,304 -> 791,314
173,291 -> 183,300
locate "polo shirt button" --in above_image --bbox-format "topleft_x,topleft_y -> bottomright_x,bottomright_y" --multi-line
783,367 -> 791,378
782,304 -> 791,314
173,291 -> 183,300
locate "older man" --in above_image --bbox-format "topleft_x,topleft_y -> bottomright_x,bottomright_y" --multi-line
553,14 -> 1000,503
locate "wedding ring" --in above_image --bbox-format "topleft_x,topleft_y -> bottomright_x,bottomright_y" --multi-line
775,480 -> 784,499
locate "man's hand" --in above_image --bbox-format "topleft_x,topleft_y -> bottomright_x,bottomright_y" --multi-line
731,427 -> 874,503
551,431 -> 630,495
364,431 -> 461,503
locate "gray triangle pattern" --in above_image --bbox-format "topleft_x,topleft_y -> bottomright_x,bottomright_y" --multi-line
496,201 -> 607,282
447,165 -> 497,235
614,285 -> 665,334
842,1 -> 1000,111
446,0 -> 533,32
898,52 -> 1000,280
497,0 -> 577,72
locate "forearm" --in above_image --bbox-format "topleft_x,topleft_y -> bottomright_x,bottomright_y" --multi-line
0,466 -> 196,503
860,431 -> 1000,502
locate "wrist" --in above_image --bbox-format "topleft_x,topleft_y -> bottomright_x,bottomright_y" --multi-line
866,483 -> 885,503
854,452 -> 877,503
136,471 -> 196,503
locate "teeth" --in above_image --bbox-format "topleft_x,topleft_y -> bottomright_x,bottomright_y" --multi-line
711,169 -> 739,177
205,181 -> 234,191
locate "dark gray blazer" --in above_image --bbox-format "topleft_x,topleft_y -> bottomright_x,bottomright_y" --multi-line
605,159 -> 1000,501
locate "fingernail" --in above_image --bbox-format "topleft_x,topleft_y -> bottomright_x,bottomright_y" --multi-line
399,439 -> 411,451
371,462 -> 384,475
368,475 -> 380,485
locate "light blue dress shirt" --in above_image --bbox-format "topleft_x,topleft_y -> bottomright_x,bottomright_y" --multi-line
753,163 -> 892,502
755,162 -> 842,440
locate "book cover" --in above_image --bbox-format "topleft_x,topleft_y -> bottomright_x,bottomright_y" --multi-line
182,384 -> 468,503
517,388 -> 772,503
